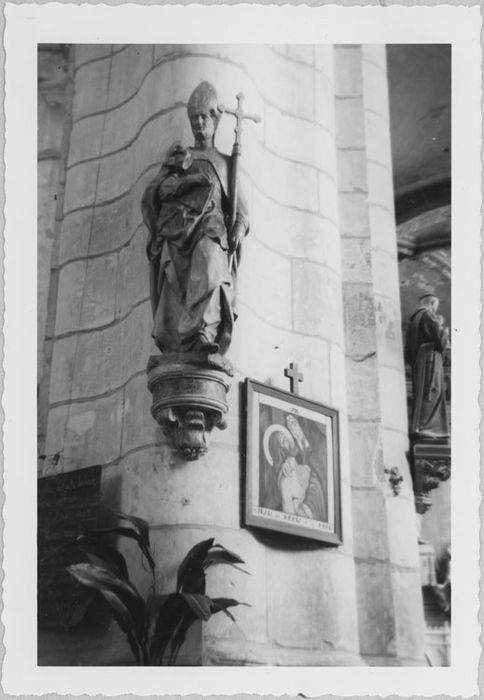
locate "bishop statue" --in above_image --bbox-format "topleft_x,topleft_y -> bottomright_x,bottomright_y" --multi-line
141,81 -> 249,357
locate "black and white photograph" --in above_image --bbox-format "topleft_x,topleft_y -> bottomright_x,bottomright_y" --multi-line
2,3 -> 481,697
32,36 -> 454,669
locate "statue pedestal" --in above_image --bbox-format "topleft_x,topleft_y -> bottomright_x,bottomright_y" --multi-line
410,440 -> 451,515
147,353 -> 232,461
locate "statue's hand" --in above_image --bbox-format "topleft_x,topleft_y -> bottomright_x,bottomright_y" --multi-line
229,221 -> 246,254
180,173 -> 208,190
281,458 -> 296,478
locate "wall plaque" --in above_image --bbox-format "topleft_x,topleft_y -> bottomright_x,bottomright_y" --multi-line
38,465 -> 102,629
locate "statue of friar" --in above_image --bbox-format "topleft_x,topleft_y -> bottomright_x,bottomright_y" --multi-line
405,293 -> 450,439
141,81 -> 249,357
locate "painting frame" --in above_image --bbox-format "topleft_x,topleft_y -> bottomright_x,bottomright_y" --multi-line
244,379 -> 342,545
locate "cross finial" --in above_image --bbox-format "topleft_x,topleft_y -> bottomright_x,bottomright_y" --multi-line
284,362 -> 304,395
218,93 -> 261,148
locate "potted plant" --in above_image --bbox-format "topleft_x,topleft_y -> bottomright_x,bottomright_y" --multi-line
67,511 -> 249,665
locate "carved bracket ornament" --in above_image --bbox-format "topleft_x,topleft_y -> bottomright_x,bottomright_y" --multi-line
411,442 -> 451,514
147,354 -> 232,460
141,82 -> 261,459
384,466 -> 404,496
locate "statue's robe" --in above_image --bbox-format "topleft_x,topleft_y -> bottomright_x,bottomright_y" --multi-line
141,144 -> 248,354
405,307 -> 450,438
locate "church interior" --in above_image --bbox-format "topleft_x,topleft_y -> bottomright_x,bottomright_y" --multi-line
37,43 -> 451,668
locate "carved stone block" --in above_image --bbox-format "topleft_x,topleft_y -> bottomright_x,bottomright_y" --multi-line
147,353 -> 232,461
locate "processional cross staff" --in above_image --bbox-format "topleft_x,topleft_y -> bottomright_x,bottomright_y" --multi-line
218,92 -> 261,270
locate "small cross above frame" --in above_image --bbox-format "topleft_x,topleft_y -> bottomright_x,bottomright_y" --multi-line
284,362 -> 304,395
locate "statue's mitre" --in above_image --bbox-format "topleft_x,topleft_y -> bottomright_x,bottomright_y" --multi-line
187,81 -> 220,125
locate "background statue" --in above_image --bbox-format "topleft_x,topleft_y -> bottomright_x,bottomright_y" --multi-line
141,81 -> 249,356
405,293 -> 450,439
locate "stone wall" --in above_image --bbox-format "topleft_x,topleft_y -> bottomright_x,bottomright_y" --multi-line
39,44 -> 425,666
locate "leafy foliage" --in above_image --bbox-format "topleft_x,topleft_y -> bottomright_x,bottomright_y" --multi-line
65,511 -> 249,665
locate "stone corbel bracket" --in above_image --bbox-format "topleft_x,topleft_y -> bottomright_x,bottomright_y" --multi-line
147,353 -> 233,461
384,466 -> 404,496
411,442 -> 451,514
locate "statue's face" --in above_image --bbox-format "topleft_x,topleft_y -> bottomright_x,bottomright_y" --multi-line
190,110 -> 215,146
429,297 -> 439,313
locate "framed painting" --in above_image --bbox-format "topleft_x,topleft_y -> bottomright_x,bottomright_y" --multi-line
244,379 -> 342,545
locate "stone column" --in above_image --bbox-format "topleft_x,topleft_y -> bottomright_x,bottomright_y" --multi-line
41,44 -> 364,666
40,44 -> 159,663
41,43 -> 431,667
221,44 -> 362,665
37,44 -> 71,459
335,44 -> 425,665
363,46 -> 426,665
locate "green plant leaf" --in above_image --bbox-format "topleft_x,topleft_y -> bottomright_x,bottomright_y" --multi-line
84,525 -> 143,542
203,550 -> 249,574
209,597 -> 250,622
138,545 -> 156,580
110,511 -> 156,578
181,593 -> 212,621
67,562 -> 139,599
64,591 -> 96,630
99,587 -> 143,664
85,526 -> 156,578
145,593 -> 170,631
67,562 -> 146,640
168,610 -> 197,665
176,538 -> 214,594
149,593 -> 187,665
210,544 -> 246,564
110,510 -> 150,541
76,535 -> 130,580
84,552 -> 114,570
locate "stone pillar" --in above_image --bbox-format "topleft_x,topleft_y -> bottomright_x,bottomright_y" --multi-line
40,45 -> 159,663
41,43 -> 364,666
219,44 -> 361,665
37,44 -> 71,458
335,45 -> 425,665
363,45 -> 426,665
40,43 -> 426,667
